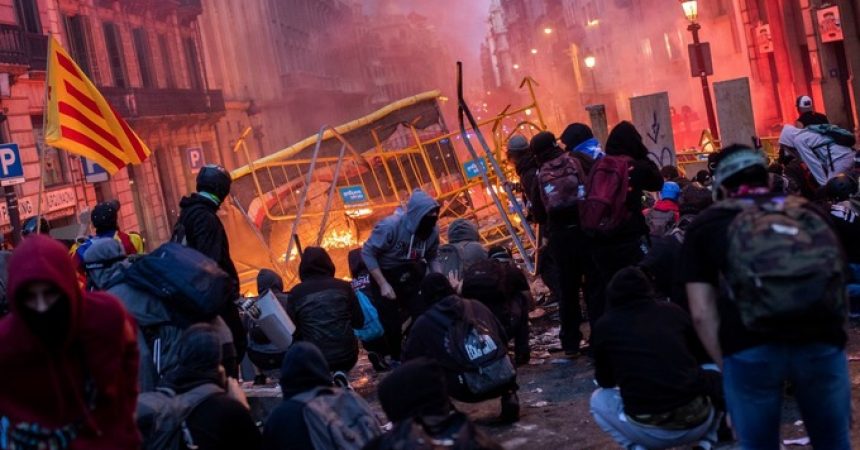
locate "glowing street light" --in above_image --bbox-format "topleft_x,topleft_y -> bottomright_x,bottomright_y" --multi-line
513,63 -> 520,69
584,55 -> 596,69
543,27 -> 553,35
530,48 -> 538,55
680,0 -> 698,23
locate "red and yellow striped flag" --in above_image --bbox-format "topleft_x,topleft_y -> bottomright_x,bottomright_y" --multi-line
45,36 -> 151,174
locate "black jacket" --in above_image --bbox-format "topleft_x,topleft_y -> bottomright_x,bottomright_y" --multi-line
186,394 -> 261,450
288,248 -> 363,370
513,153 -> 546,226
592,268 -> 710,416
263,343 -> 333,450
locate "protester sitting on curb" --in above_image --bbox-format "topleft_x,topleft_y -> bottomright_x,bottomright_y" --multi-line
404,273 -> 520,424
263,342 -> 381,450
287,246 -> 364,379
0,235 -> 140,449
591,267 -> 723,450
137,323 -> 261,450
365,358 -> 503,450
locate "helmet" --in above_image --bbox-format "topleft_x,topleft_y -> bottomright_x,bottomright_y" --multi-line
196,164 -> 232,202
823,173 -> 859,202
22,216 -> 50,237
91,200 -> 120,233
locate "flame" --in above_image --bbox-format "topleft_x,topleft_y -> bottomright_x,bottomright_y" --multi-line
345,207 -> 373,219
321,228 -> 357,249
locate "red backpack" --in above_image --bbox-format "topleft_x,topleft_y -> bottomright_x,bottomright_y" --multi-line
580,155 -> 631,234
537,152 -> 585,216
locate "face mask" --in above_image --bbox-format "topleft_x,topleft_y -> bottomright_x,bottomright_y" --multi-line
415,214 -> 438,240
20,297 -> 70,349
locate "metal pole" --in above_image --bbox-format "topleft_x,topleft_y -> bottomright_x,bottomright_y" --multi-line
690,23 -> 720,142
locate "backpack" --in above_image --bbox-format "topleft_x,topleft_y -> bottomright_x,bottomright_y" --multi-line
537,152 -> 585,216
723,196 -> 847,333
354,290 -> 385,342
376,412 -> 502,450
807,124 -> 857,148
292,387 -> 381,450
427,301 -> 516,397
136,383 -> 224,450
793,128 -> 855,185
580,155 -> 632,234
645,208 -> 677,237
123,243 -> 231,324
461,259 -> 509,305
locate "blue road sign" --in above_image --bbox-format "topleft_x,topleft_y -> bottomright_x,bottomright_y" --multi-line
463,158 -> 488,180
339,185 -> 368,205
81,157 -> 109,183
0,143 -> 24,186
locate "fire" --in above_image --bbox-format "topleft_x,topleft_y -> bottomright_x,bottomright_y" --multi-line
321,228 -> 357,249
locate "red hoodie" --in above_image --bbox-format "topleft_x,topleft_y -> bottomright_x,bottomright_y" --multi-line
0,235 -> 140,449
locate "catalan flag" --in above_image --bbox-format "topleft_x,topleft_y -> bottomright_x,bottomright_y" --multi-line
45,36 -> 150,174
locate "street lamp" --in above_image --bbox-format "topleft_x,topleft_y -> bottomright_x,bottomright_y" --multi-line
530,48 -> 538,55
584,55 -> 596,69
543,27 -> 553,35
679,0 -> 719,141
584,55 -> 598,99
513,63 -> 520,70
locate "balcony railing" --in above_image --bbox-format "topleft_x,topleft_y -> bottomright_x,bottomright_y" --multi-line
100,87 -> 226,119
0,24 -> 45,70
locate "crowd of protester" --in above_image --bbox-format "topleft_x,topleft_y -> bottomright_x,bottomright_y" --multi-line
1,96 -> 858,449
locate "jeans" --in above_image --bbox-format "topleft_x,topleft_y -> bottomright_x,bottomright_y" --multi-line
722,344 -> 851,450
590,388 -> 721,450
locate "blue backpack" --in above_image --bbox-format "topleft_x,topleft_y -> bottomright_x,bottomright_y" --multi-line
353,290 -> 384,342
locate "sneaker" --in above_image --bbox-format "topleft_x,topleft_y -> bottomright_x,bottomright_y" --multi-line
368,352 -> 391,373
499,392 -> 520,423
333,371 -> 351,390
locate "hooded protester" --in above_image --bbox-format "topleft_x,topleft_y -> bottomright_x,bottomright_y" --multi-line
591,267 -> 723,450
588,121 -> 664,328
560,122 -> 605,171
349,248 -> 396,372
245,269 -> 290,377
365,358 -> 503,450
443,218 -> 488,270
288,246 -> 364,373
362,189 -> 440,355
82,238 -> 129,291
138,324 -> 260,450
173,164 -> 245,377
530,131 -> 588,357
404,274 -> 520,423
0,235 -> 140,450
262,342 -> 380,450
507,134 -> 545,225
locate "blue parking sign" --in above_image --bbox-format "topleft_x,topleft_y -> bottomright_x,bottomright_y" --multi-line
339,185 -> 368,205
81,157 -> 109,183
0,143 -> 24,186
463,158 -> 488,180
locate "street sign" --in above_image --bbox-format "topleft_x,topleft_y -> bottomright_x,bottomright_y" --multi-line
463,158 -> 488,180
81,157 -> 109,183
339,185 -> 368,205
0,143 -> 24,187
688,42 -> 713,77
187,147 -> 205,173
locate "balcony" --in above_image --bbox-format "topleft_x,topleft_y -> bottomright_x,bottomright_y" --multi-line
0,24 -> 47,71
99,87 -> 226,120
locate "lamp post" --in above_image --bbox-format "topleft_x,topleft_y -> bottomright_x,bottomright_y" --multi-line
584,55 -> 597,101
680,0 -> 719,141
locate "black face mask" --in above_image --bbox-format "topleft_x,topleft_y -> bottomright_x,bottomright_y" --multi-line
415,214 -> 438,240
20,298 -> 70,350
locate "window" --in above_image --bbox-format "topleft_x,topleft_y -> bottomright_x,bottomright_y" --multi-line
32,116 -> 68,187
158,34 -> 176,88
183,37 -> 203,91
132,28 -> 155,88
14,0 -> 41,34
63,15 -> 94,78
102,22 -> 128,88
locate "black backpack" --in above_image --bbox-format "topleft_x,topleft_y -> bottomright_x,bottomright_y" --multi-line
461,259 -> 509,305
374,412 -> 502,450
426,300 -> 516,397
136,383 -> 224,450
123,243 -> 231,324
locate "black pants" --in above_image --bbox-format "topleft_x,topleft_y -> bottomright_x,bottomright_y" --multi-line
589,238 -> 646,326
485,295 -> 530,361
370,263 -> 425,361
548,223 -> 586,352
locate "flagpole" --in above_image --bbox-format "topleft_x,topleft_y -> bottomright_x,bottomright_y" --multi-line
34,39 -> 50,235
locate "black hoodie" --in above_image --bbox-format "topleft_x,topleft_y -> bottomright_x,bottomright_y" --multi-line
263,342 -> 333,450
592,268 -> 709,416
287,247 -> 363,371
